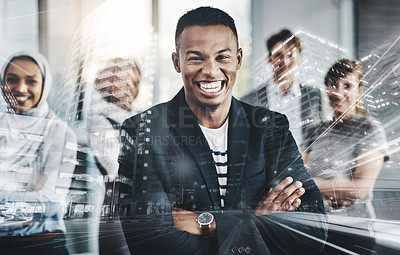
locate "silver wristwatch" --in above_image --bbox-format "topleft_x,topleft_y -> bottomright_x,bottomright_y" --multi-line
196,212 -> 214,238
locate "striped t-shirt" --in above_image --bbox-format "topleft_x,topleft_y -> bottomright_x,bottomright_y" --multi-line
199,119 -> 228,211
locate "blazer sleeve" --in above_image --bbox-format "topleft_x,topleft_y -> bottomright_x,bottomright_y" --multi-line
118,115 -> 219,255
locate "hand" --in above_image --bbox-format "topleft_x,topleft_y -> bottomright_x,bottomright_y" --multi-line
172,207 -> 201,235
172,208 -> 217,236
325,196 -> 354,208
254,177 -> 305,216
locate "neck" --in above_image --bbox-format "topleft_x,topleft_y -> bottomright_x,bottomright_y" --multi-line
334,110 -> 356,120
190,102 -> 231,129
274,77 -> 294,96
280,81 -> 294,96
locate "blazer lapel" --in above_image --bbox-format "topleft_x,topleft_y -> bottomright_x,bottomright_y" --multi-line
167,89 -> 221,210
225,98 -> 250,208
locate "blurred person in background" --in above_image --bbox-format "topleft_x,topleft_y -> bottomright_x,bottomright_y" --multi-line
302,58 -> 387,218
89,57 -> 142,255
56,1 -> 155,254
89,57 -> 142,180
0,51 -> 77,255
266,29 -> 324,149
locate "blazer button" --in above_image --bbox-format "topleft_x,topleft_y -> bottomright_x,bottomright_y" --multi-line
230,246 -> 238,253
244,246 -> 252,254
238,246 -> 245,253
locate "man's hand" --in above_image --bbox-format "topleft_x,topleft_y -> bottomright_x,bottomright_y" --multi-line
171,207 -> 201,235
172,208 -> 217,236
254,177 -> 305,216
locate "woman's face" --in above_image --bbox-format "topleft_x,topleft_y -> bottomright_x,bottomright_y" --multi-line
326,71 -> 364,119
3,59 -> 43,112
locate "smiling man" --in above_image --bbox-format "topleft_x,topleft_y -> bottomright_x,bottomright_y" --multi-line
119,6 -> 327,255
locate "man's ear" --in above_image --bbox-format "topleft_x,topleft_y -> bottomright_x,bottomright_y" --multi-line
172,52 -> 181,73
236,48 -> 243,70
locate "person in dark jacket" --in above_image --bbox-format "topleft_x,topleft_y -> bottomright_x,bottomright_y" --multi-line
119,7 -> 327,255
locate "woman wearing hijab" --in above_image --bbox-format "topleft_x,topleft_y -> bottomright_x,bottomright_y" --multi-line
0,51 -> 77,254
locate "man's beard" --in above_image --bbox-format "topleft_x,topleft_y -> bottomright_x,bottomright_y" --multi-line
198,100 -> 219,112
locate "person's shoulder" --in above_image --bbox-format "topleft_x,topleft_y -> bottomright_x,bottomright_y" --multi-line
301,84 -> 322,97
47,111 -> 77,142
122,101 -> 169,128
237,99 -> 289,128
305,120 -> 331,138
355,115 -> 385,135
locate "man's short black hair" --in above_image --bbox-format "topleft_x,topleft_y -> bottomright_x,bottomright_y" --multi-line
175,6 -> 238,50
266,29 -> 302,56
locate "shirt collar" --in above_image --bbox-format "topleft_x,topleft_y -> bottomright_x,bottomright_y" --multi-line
270,80 -> 301,98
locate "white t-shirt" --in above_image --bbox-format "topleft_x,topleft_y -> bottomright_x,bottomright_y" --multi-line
268,81 -> 303,146
199,119 -> 228,210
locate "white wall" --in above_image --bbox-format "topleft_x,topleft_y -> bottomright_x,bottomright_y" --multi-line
0,1 -> 39,62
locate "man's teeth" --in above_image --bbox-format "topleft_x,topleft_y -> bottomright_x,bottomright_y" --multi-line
199,81 -> 222,93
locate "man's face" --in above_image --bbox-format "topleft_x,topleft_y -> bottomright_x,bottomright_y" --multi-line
172,25 -> 242,113
269,42 -> 301,95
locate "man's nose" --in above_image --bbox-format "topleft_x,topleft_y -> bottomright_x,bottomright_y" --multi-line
202,59 -> 219,77
336,84 -> 346,94
283,55 -> 292,67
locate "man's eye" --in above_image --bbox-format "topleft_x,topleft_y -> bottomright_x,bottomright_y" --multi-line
216,55 -> 229,60
330,83 -> 337,89
188,57 -> 202,61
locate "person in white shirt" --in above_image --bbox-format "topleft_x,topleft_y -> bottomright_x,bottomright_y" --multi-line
265,29 -> 323,149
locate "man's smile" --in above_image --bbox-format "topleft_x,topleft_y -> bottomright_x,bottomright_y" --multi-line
196,81 -> 225,95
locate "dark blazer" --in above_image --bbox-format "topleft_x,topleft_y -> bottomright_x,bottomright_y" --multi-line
253,84 -> 324,140
118,88 -> 327,255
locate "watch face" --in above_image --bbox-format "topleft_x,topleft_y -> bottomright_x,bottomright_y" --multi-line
197,212 -> 214,225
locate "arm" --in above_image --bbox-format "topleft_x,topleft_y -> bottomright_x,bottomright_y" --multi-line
250,111 -> 327,254
210,111 -> 327,255
0,121 -> 76,204
310,151 -> 384,204
119,116 -> 218,255
173,177 -> 304,235
89,115 -> 120,178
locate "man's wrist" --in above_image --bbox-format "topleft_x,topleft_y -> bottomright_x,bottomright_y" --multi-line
210,219 -> 216,233
196,212 -> 215,238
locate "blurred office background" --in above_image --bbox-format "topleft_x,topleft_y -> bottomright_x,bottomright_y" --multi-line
1,0 -> 399,254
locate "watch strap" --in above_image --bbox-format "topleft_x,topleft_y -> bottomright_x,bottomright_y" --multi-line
200,224 -> 212,238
